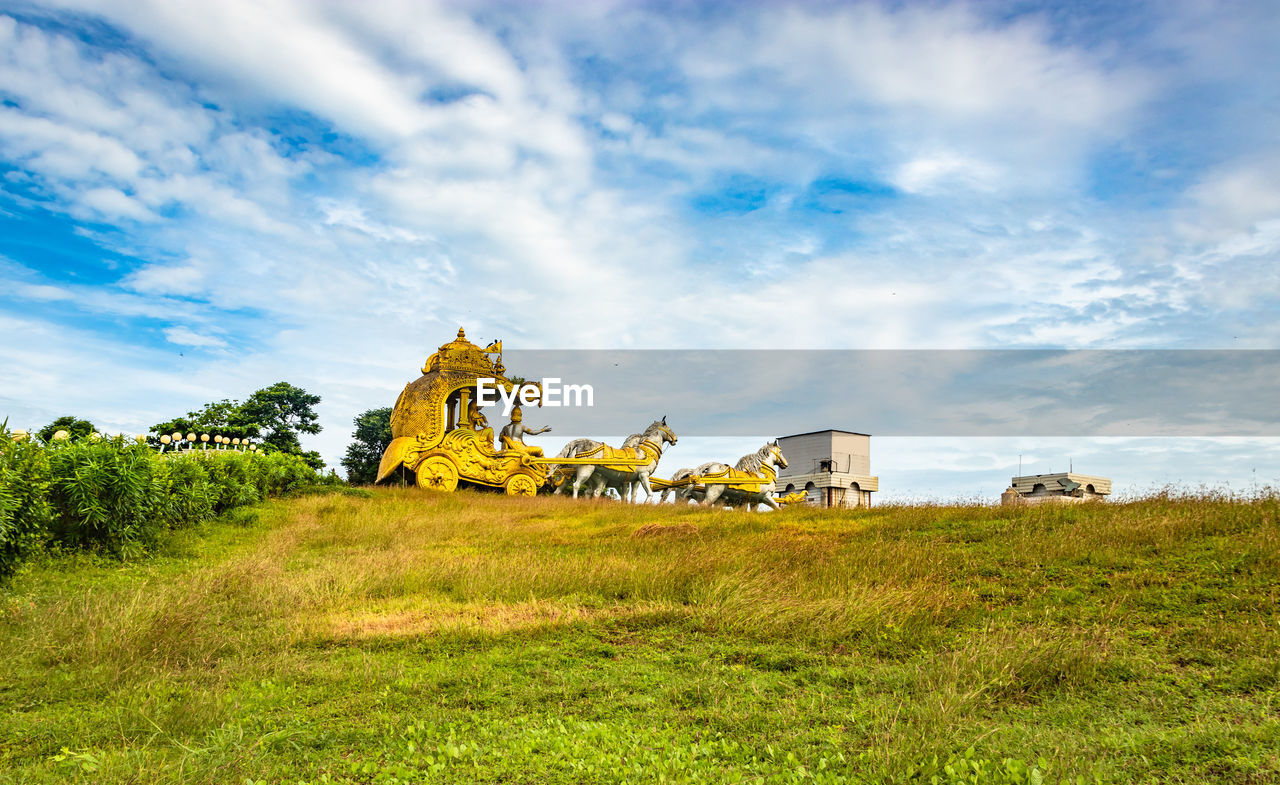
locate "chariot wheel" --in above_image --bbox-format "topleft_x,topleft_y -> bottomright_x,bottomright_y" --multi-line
505,474 -> 538,497
416,456 -> 459,492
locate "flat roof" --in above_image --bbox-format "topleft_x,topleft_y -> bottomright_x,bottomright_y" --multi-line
1011,473 -> 1110,481
778,429 -> 872,439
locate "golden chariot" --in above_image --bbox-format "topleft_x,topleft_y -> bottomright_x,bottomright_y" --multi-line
376,328 -> 652,495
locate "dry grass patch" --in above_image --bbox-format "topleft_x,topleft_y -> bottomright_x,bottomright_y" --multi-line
326,598 -> 635,640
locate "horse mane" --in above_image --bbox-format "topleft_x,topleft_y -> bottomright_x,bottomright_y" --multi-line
642,420 -> 666,440
622,432 -> 644,448
734,444 -> 771,473
557,438 -> 600,458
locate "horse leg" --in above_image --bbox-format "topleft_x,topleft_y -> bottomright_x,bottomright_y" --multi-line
703,484 -> 725,507
636,473 -> 654,503
572,466 -> 593,499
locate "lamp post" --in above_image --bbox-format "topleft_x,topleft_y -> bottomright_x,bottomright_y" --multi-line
159,434 -> 172,454
201,433 -> 210,450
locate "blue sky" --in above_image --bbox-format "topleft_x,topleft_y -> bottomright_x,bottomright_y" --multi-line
1,0 -> 1278,497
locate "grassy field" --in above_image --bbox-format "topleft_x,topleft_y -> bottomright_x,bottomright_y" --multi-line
1,489 -> 1277,783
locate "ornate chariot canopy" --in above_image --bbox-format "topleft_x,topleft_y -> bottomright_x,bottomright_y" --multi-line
376,328 -> 522,483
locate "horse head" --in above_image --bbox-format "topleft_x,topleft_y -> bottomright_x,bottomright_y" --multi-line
767,439 -> 788,470
646,416 -> 677,446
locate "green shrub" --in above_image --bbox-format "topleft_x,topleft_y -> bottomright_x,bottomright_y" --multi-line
154,455 -> 215,528
0,431 -> 53,578
45,437 -> 165,558
203,451 -> 262,512
256,451 -> 318,496
2,431 -> 334,577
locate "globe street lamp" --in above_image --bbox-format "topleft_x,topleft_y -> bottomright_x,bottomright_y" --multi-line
159,433 -> 172,453
201,433 -> 210,450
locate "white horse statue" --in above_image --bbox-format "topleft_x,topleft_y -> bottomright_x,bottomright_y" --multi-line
551,418 -> 678,501
696,440 -> 788,511
660,467 -> 698,504
555,432 -> 644,500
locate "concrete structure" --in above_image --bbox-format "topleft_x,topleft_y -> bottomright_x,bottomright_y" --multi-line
1002,472 -> 1111,506
776,430 -> 879,508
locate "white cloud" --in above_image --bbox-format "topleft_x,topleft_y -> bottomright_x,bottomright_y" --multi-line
76,186 -> 157,221
892,152 -> 1002,194
14,283 -> 73,301
38,0 -> 427,141
162,325 -> 227,348
123,264 -> 206,296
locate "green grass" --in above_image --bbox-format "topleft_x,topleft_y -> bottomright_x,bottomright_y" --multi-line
1,489 -> 1277,783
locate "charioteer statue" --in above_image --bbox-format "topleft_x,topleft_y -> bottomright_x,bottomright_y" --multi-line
499,405 -> 550,457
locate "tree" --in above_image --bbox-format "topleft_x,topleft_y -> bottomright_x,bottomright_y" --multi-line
149,383 -> 324,469
150,398 -> 259,445
38,416 -> 95,443
340,407 -> 392,484
233,382 -> 323,468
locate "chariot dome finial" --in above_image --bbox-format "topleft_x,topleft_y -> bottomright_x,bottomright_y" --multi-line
457,327 -> 466,339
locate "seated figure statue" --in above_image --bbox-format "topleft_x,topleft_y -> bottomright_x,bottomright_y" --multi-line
467,399 -> 495,451
467,399 -> 489,430
499,405 -> 550,457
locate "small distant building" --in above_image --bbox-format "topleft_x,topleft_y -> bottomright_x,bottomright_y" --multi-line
1002,472 -> 1111,506
776,430 -> 879,508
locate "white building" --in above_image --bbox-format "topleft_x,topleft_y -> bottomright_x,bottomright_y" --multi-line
776,429 -> 879,508
1001,472 -> 1112,505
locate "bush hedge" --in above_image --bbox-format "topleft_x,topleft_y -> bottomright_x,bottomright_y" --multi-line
0,430 -> 330,578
